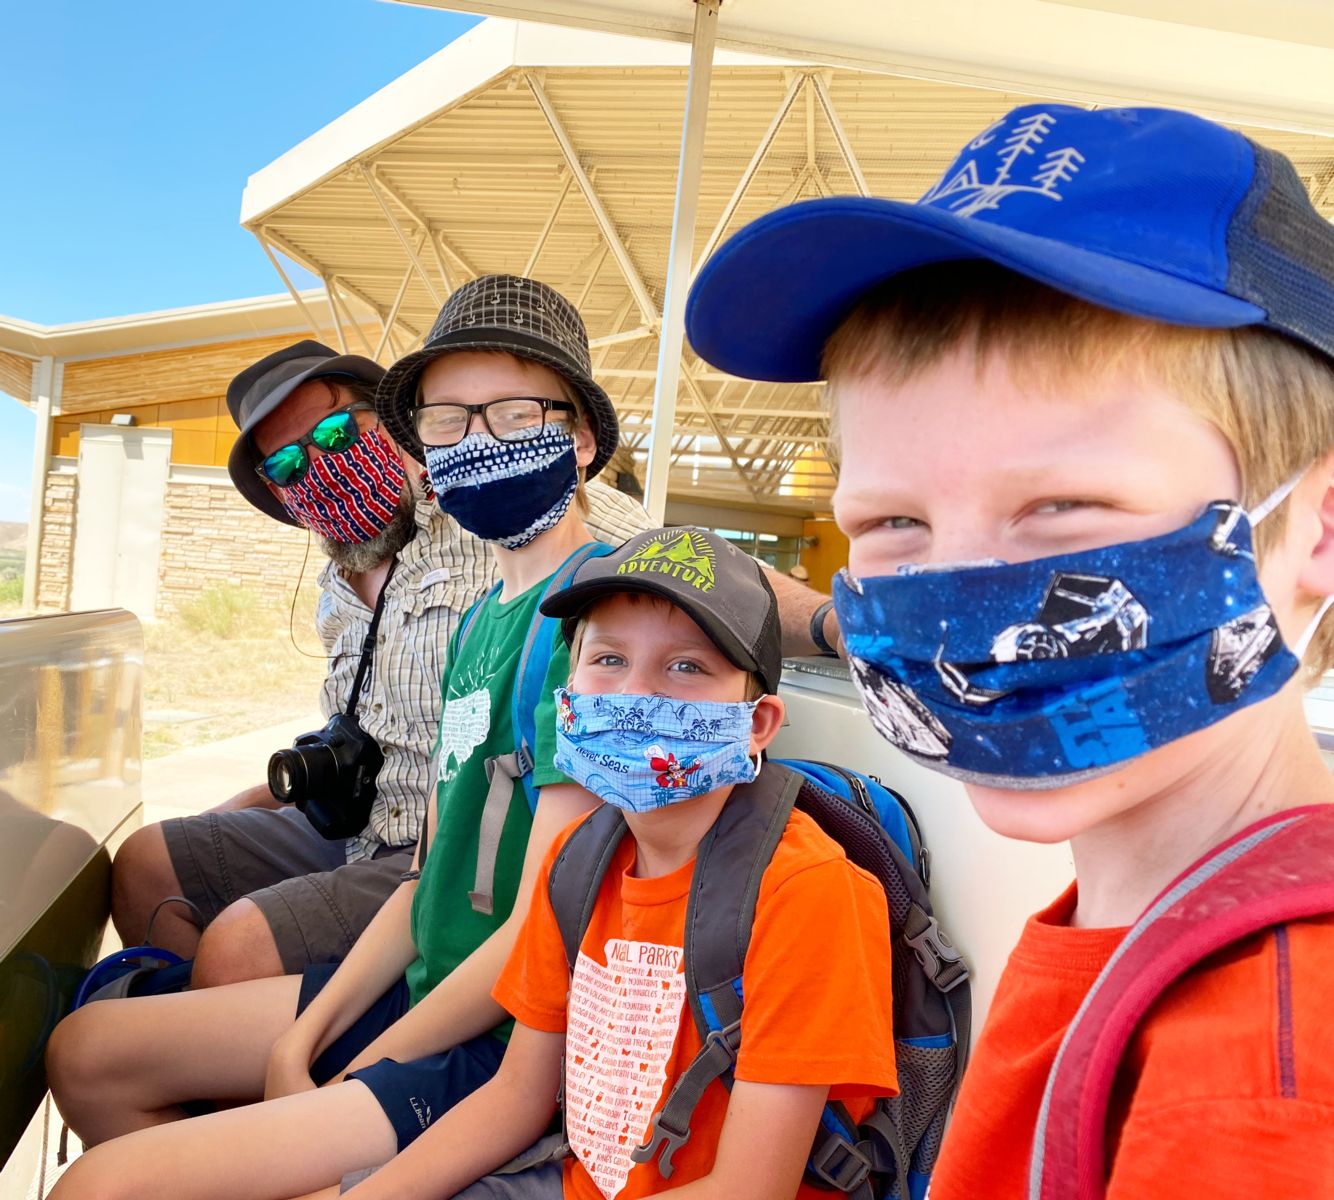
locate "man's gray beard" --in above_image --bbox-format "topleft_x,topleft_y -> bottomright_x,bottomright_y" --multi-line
318,491 -> 419,574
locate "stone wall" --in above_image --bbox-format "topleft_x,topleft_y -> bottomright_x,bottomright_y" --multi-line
36,472 -> 76,610
156,482 -> 313,616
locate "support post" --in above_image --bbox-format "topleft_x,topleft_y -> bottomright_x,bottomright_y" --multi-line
525,71 -> 659,328
642,0 -> 720,522
329,279 -> 378,358
360,164 -> 444,307
691,73 -> 805,279
524,172 -> 573,277
321,275 -> 348,352
23,356 -> 56,611
256,232 -> 326,336
375,247 -> 421,363
811,74 -> 870,197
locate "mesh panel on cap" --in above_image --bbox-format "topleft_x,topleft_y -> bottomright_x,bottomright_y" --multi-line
1228,143 -> 1334,361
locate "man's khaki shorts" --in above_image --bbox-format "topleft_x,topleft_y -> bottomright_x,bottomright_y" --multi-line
162,805 -> 413,971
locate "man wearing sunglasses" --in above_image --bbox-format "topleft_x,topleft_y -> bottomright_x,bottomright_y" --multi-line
109,341 -> 657,989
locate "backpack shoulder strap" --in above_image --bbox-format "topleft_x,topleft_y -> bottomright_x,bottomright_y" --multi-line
1029,805 -> 1334,1200
632,763 -> 801,1178
469,541 -> 615,916
511,541 -> 617,810
547,802 -> 632,970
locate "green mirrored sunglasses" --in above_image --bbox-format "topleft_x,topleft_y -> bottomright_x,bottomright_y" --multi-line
255,402 -> 374,488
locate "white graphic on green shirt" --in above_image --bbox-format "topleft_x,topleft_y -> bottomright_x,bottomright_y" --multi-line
437,689 -> 491,783
567,938 -> 688,1199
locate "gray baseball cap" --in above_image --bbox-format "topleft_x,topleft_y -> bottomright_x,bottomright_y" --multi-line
540,527 -> 782,694
226,340 -> 384,524
375,274 -> 619,477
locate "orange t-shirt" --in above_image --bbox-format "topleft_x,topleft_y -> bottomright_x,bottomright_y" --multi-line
929,885 -> 1334,1199
494,807 -> 899,1200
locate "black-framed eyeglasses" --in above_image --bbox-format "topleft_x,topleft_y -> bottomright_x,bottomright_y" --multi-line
414,397 -> 576,448
255,401 -> 376,488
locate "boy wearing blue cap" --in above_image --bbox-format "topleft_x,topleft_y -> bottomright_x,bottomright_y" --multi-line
687,106 -> 1334,1195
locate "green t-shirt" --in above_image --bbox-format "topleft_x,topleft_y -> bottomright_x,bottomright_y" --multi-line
405,567 -> 574,1012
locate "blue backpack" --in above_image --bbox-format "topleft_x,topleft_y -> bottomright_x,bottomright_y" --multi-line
547,757 -> 971,1200
450,541 -> 615,916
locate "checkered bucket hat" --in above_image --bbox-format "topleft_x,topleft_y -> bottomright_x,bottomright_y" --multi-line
376,274 -> 619,476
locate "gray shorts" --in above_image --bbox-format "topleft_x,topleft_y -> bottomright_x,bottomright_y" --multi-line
162,805 -> 413,972
341,1135 -> 566,1197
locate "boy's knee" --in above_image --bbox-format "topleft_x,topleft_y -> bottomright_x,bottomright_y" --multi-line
49,1141 -> 137,1200
192,899 -> 283,988
111,824 -> 178,937
46,1004 -> 117,1112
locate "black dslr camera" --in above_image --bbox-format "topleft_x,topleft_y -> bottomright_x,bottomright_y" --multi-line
268,712 -> 384,840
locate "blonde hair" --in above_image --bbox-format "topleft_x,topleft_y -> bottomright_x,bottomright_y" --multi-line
567,596 -> 766,701
821,262 -> 1334,677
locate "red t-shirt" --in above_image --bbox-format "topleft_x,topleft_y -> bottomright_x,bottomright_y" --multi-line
929,886 -> 1334,1198
494,807 -> 899,1200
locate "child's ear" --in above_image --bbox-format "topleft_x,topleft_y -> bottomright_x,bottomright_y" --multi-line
747,694 -> 786,756
1293,447 -> 1334,606
572,418 -> 597,470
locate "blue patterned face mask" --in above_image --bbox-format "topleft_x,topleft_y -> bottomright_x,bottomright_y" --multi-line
834,498 -> 1306,790
554,688 -> 759,812
424,423 -> 577,550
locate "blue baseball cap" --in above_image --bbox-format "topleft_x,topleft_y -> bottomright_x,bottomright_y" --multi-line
686,104 -> 1334,383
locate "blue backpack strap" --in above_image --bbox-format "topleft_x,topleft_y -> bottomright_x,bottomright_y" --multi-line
468,542 -> 615,916
511,541 -> 617,812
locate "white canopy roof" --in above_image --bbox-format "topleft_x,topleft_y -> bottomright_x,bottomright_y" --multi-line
392,0 -> 1334,135
241,15 -> 1334,512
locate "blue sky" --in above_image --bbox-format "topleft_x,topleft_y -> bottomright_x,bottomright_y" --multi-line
0,1 -> 480,524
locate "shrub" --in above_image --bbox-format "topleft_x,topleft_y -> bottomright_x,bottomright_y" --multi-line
176,583 -> 264,639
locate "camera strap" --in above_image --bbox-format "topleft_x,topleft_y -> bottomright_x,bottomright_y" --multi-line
344,556 -> 398,723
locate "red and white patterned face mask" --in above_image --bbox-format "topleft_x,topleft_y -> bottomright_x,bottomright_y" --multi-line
279,427 -> 407,543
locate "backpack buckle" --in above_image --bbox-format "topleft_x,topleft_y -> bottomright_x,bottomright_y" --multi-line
905,913 -> 969,992
631,1110 -> 692,1178
809,1129 -> 872,1193
703,1019 -> 742,1065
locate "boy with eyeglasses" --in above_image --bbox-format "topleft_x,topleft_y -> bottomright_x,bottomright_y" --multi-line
105,337 -> 654,993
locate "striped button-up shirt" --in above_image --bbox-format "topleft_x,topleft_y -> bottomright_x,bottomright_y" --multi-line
316,481 -> 655,862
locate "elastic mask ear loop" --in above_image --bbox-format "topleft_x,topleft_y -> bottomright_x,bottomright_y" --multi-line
1248,467 -> 1333,660
1248,471 -> 1305,526
1294,595 -> 1334,661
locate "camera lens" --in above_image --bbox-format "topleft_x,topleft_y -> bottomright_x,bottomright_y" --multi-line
268,749 -> 305,804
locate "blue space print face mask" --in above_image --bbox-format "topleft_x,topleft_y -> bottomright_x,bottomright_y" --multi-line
424,423 -> 578,550
553,688 -> 759,813
834,497 -> 1305,790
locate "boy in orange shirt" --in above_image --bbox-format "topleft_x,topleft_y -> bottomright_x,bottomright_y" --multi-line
686,106 -> 1334,1195
342,527 -> 897,1199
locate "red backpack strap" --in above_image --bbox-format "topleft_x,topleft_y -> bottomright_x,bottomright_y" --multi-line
1028,804 -> 1334,1200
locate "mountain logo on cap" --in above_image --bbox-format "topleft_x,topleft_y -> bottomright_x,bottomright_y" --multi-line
921,110 -> 1086,220
618,530 -> 716,592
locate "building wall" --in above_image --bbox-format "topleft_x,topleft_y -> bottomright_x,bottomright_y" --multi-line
36,466 -> 316,620
156,481 -> 311,616
34,331 -> 340,617
800,517 -> 849,595
53,332 -> 318,468
36,471 -> 76,611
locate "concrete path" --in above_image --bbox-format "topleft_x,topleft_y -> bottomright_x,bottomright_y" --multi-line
142,713 -> 323,826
